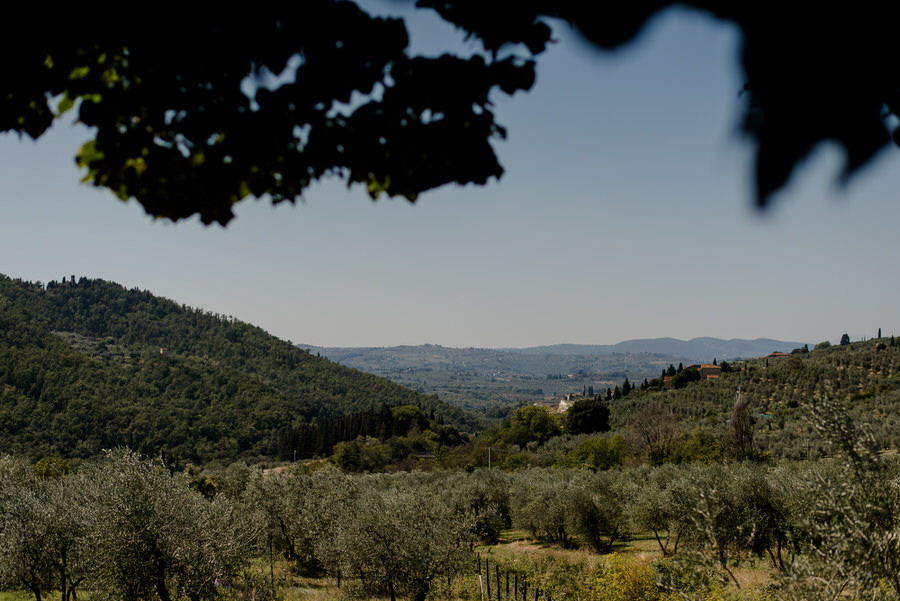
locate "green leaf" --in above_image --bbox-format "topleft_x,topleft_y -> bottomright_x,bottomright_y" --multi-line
69,66 -> 90,80
57,93 -> 74,117
76,140 -> 104,168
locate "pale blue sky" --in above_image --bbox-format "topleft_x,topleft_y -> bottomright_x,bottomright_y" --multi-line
1,6 -> 898,348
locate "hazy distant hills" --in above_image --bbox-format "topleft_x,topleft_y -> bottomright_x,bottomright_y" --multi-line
299,338 -> 808,411
303,337 -> 807,373
514,337 -> 809,360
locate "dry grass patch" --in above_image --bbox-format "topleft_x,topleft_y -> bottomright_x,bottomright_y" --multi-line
483,537 -> 604,570
282,576 -> 345,601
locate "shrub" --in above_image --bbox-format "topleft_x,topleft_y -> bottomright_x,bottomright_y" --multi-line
586,554 -> 671,601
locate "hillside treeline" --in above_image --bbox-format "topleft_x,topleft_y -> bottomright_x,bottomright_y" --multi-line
0,275 -> 476,464
276,402 -> 466,464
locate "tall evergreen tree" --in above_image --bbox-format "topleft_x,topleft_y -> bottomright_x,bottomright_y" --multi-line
726,389 -> 755,462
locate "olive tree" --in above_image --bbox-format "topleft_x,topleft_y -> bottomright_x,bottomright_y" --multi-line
629,465 -> 688,557
244,465 -> 356,579
657,463 -> 791,594
776,399 -> 900,600
439,469 -> 510,545
331,483 -> 474,601
88,450 -> 258,601
0,457 -> 93,601
244,468 -> 318,575
566,470 -> 634,553
510,469 -> 573,547
0,457 -> 55,601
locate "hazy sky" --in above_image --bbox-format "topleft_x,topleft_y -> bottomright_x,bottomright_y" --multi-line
2,6 -> 898,348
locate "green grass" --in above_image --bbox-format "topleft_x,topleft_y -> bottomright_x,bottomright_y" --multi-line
0,591 -> 96,601
0,593 -> 37,601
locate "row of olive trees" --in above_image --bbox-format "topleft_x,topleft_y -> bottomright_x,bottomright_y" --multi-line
440,400 -> 900,601
246,468 -> 496,601
220,438 -> 900,601
0,453 -> 483,601
507,456 -> 900,601
0,450 -> 257,601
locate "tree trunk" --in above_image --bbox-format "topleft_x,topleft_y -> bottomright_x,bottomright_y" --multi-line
59,550 -> 67,601
155,566 -> 171,601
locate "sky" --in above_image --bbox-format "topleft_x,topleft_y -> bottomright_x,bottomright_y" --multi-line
1,6 -> 898,349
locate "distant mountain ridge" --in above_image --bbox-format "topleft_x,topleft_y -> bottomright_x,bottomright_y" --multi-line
514,337 -> 808,360
299,338 -> 808,410
305,337 -> 807,366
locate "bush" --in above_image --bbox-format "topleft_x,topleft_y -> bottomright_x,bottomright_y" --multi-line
586,555 -> 671,601
569,435 -> 627,470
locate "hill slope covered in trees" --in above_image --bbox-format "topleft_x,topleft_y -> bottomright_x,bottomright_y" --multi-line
604,337 -> 900,462
0,275 -> 475,464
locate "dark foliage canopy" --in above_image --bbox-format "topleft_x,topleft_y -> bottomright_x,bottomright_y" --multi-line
566,397 -> 611,435
4,3 -> 898,223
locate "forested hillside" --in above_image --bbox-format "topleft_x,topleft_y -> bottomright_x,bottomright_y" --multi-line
607,337 -> 900,461
0,275 -> 475,464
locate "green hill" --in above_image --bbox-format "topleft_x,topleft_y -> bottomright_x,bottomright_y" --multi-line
609,338 -> 900,460
0,275 -> 476,464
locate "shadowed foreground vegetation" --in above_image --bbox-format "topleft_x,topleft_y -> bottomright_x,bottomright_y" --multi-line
4,398 -> 900,601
